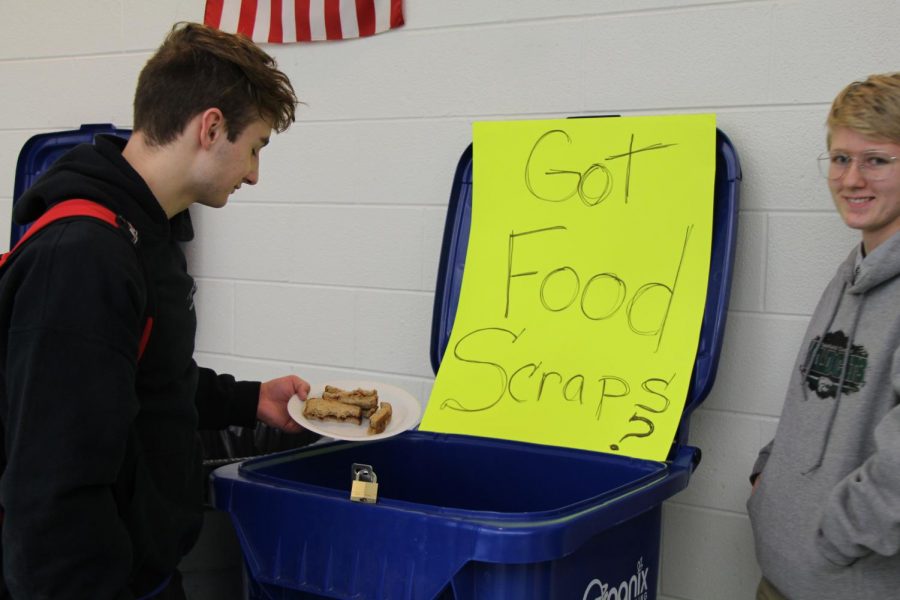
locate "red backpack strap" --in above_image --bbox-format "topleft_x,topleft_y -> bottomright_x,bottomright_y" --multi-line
137,317 -> 154,361
0,198 -> 153,360
0,199 -> 118,270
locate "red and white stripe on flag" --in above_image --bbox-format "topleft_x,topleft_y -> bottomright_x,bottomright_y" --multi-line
204,0 -> 403,43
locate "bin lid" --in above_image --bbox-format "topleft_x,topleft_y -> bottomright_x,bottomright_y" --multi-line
11,124 -> 131,247
429,125 -> 741,452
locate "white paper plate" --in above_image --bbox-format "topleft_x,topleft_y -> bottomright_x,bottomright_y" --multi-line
287,380 -> 421,441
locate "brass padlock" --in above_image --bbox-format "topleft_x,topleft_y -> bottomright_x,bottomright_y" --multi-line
350,463 -> 378,503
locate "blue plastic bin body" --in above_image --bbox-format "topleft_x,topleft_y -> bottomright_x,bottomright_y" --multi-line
216,432 -> 695,599
212,126 -> 742,599
10,124 -> 131,247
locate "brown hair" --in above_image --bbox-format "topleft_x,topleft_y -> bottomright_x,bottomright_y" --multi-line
827,72 -> 900,146
133,22 -> 297,145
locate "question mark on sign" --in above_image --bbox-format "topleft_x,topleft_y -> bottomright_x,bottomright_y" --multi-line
610,413 -> 655,451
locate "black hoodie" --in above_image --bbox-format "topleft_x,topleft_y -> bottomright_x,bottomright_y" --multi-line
0,135 -> 260,598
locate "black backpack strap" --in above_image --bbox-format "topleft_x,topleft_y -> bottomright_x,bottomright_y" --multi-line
0,198 -> 153,360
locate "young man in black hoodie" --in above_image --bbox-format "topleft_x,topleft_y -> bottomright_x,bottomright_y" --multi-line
0,23 -> 308,598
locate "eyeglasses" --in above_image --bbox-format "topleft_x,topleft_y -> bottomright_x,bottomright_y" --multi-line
817,150 -> 898,181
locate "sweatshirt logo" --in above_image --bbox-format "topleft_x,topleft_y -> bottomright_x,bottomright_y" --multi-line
803,330 -> 867,399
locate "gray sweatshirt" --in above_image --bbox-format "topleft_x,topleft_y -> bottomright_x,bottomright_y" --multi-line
748,230 -> 900,599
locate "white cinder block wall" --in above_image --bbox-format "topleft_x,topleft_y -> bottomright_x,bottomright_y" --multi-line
1,1 -> 898,598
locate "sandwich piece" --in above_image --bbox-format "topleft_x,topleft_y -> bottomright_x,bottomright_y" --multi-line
323,385 -> 379,410
303,396 -> 362,426
367,402 -> 393,435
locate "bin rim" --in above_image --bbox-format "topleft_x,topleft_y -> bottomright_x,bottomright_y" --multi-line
229,430 -> 676,526
212,439 -> 697,569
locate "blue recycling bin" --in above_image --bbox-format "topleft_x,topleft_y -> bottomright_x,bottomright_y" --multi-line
212,127 -> 741,599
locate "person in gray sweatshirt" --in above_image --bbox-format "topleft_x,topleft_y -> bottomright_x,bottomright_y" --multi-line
748,72 -> 900,600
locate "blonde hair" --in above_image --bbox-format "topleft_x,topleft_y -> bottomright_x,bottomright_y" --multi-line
827,72 -> 900,146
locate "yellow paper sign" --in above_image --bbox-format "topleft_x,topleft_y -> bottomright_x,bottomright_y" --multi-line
420,114 -> 717,461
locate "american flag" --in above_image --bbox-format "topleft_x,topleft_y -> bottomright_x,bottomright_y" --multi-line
204,0 -> 404,43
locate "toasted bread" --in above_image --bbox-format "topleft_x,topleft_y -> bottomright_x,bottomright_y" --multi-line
303,396 -> 362,425
367,402 -> 392,435
323,385 -> 379,409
